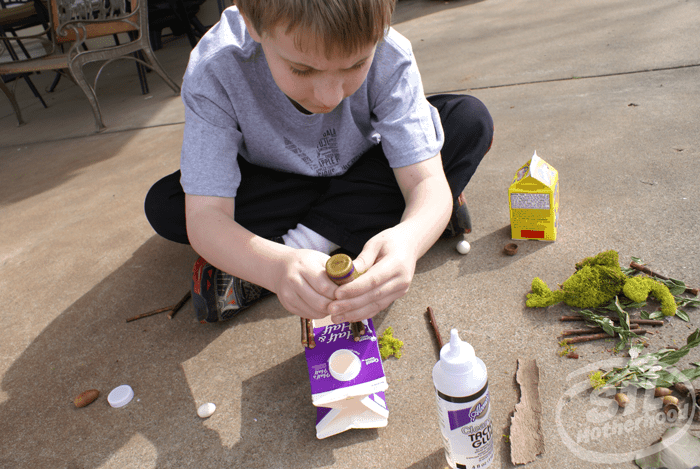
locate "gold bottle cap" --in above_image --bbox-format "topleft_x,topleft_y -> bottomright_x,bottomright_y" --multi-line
326,254 -> 355,281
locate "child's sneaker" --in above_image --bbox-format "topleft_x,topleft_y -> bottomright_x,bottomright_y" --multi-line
191,257 -> 273,323
442,192 -> 472,238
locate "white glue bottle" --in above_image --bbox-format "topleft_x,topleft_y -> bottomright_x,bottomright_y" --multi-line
432,329 -> 494,469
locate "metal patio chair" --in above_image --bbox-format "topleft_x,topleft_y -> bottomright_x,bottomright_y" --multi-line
0,0 -> 53,124
0,0 -> 181,131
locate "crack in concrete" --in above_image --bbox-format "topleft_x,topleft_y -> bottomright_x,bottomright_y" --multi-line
430,63 -> 700,94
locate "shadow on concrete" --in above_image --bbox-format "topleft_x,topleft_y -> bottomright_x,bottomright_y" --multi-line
457,225 -> 552,277
233,355 -> 378,468
412,224 -> 552,279
0,128 -> 151,207
0,234 -> 382,468
405,448 -> 447,468
0,36 -> 189,149
0,38 -> 190,208
0,236 -> 217,467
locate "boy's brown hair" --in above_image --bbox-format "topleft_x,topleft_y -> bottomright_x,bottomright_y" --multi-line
235,0 -> 395,57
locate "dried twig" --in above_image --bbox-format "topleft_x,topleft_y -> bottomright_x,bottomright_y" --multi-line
126,305 -> 173,322
561,329 -> 649,344
167,291 -> 191,320
426,306 -> 444,350
560,324 -> 640,336
560,316 -> 663,326
127,291 -> 191,323
307,319 -> 316,349
630,261 -> 699,295
301,318 -> 308,348
350,321 -> 363,341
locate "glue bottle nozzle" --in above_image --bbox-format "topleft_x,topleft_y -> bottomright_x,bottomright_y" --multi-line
439,329 -> 475,375
446,329 -> 461,359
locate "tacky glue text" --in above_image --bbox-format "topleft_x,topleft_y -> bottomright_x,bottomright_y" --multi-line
432,329 -> 494,469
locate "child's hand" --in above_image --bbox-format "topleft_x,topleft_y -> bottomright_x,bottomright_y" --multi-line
328,226 -> 418,323
273,249 -> 338,319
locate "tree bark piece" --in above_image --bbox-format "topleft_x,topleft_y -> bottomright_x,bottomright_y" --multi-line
510,358 -> 544,465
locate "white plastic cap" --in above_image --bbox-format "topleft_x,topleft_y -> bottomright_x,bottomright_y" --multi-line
328,349 -> 361,381
439,329 -> 476,375
108,385 -> 134,408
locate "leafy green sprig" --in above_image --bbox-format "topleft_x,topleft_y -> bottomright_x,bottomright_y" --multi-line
576,297 -> 644,352
589,329 -> 700,390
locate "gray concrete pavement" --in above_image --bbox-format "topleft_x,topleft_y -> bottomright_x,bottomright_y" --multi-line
2,0 -> 700,467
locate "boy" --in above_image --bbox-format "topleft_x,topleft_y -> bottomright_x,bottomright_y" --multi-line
145,0 -> 493,325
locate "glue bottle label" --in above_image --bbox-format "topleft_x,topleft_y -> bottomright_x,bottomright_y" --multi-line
434,382 -> 494,469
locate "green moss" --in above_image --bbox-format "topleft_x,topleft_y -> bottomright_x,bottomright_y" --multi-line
527,250 -> 677,317
623,276 -> 677,316
527,264 -> 626,309
589,370 -> 607,390
558,340 -> 577,357
378,327 -> 403,360
527,277 -> 559,307
575,250 -> 620,270
560,264 -> 627,308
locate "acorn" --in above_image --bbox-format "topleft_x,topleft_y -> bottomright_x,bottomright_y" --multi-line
662,395 -> 679,407
614,393 -> 629,408
74,389 -> 100,408
654,387 -> 673,398
673,382 -> 690,397
663,403 -> 680,419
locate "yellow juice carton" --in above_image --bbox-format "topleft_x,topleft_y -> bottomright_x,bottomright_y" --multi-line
508,151 -> 559,241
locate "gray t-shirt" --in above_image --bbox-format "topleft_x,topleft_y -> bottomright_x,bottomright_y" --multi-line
180,7 -> 444,198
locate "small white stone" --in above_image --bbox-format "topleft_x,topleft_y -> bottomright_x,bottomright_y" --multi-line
197,402 -> 216,418
456,240 -> 471,255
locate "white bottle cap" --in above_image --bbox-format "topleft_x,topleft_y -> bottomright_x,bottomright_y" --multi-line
440,329 -> 475,375
108,384 -> 134,408
328,349 -> 361,381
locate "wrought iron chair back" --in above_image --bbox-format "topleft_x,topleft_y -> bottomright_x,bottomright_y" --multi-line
0,0 -> 53,123
0,0 -> 54,57
0,0 -> 180,130
53,0 -> 138,45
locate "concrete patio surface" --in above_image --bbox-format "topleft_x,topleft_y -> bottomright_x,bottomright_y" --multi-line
2,0 -> 700,467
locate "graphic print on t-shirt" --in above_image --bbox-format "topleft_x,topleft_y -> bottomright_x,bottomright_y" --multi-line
284,129 -> 342,177
316,128 -> 339,177
284,136 -> 315,169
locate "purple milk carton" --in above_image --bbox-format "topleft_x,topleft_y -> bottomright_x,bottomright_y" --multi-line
304,317 -> 389,439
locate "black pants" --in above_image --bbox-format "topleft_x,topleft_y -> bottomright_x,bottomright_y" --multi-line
144,94 -> 493,256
